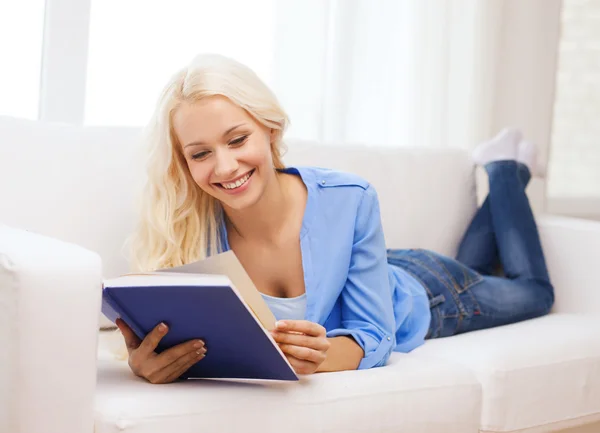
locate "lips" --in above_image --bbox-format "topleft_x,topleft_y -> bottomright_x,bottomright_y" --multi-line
216,169 -> 255,190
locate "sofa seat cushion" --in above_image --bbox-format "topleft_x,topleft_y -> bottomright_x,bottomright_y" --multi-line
412,314 -> 600,433
95,335 -> 481,433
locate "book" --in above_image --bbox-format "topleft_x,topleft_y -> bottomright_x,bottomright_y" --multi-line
101,251 -> 298,381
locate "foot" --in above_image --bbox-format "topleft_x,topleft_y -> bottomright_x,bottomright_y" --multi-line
517,139 -> 546,178
472,128 -> 522,167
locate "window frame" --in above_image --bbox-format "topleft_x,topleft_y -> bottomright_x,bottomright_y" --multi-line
38,0 -> 91,124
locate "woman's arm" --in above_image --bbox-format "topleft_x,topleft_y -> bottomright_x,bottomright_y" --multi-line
325,184 -> 396,370
317,336 -> 364,372
271,321 -> 364,373
273,184 -> 396,373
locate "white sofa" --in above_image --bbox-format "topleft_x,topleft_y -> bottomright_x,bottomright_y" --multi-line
1,115 -> 599,433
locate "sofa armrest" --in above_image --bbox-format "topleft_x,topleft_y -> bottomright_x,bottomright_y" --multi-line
537,215 -> 600,314
0,225 -> 102,433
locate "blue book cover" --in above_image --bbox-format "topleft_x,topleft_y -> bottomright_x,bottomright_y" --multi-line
102,272 -> 298,381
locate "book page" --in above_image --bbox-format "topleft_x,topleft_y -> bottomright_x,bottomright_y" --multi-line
157,251 -> 277,330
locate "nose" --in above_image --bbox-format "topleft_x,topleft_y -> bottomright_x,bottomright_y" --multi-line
213,148 -> 239,179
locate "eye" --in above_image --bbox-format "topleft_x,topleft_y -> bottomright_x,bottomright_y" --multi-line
191,150 -> 210,160
229,135 -> 248,147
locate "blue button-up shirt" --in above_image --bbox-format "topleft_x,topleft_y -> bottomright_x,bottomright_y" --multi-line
220,166 -> 431,369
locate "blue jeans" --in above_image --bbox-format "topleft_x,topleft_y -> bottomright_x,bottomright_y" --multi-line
387,161 -> 554,338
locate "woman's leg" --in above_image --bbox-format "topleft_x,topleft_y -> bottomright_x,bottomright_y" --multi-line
483,160 -> 550,282
455,164 -> 531,275
388,154 -> 553,338
390,240 -> 553,339
455,160 -> 554,333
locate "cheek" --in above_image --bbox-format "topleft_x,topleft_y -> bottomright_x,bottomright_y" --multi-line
187,162 -> 212,188
249,137 -> 274,167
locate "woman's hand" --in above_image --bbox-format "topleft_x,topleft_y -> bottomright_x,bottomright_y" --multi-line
270,320 -> 331,375
116,318 -> 207,384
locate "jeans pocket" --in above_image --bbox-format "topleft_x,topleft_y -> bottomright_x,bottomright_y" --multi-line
454,266 -> 484,294
423,250 -> 483,294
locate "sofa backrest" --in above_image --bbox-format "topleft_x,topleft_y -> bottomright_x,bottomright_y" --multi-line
0,117 -> 477,278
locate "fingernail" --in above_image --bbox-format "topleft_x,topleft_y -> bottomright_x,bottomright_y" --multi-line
159,323 -> 167,332
196,348 -> 206,356
276,321 -> 286,329
193,340 -> 204,349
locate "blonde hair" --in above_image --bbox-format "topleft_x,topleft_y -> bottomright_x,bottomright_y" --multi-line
129,54 -> 289,272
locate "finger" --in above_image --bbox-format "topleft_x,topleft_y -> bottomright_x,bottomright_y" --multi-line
162,347 -> 207,383
137,322 -> 169,357
285,354 -> 316,375
116,318 -> 142,352
155,339 -> 205,367
279,343 -> 326,364
271,331 -> 330,351
149,345 -> 207,384
134,338 -> 203,383
276,320 -> 326,337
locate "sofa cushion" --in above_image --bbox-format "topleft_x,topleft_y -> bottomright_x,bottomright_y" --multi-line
0,117 -> 477,279
412,314 -> 600,433
0,116 -> 141,279
95,333 -> 482,433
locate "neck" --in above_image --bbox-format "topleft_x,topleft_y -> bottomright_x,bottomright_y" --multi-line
224,171 -> 292,244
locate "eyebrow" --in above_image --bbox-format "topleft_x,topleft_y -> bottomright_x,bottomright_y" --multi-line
183,123 -> 247,148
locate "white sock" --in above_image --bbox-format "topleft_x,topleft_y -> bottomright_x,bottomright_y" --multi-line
472,128 -> 522,167
517,139 -> 545,178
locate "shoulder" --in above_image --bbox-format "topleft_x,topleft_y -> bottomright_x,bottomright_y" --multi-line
285,166 -> 371,191
289,167 -> 380,227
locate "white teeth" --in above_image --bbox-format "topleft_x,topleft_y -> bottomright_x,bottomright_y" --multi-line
222,171 -> 252,190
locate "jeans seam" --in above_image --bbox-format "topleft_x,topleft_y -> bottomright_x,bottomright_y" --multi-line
424,251 -> 463,294
426,250 -> 483,294
458,266 -> 484,313
463,281 -> 483,314
402,252 -> 458,299
422,251 -> 485,316
435,252 -> 486,322
416,251 -> 466,319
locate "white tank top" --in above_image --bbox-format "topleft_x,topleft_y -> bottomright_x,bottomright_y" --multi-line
261,293 -> 307,322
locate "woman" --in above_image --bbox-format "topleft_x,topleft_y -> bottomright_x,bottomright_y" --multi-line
116,54 -> 554,384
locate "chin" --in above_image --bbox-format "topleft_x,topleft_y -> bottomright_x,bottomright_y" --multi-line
218,193 -> 259,211
213,171 -> 264,211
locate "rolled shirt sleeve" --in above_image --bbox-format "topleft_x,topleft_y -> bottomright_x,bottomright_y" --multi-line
325,185 -> 396,369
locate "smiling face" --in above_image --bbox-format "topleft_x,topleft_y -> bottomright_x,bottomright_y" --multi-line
173,95 -> 277,211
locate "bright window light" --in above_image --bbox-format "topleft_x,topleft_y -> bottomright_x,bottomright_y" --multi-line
0,0 -> 46,119
548,0 -> 600,198
85,0 -> 276,126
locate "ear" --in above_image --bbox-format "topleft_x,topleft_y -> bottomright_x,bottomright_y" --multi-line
269,128 -> 277,144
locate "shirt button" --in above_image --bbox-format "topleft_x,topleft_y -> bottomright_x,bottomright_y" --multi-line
321,180 -> 326,185
387,336 -> 391,341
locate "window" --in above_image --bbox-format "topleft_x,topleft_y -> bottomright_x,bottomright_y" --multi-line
0,0 -> 46,119
84,0 -> 276,126
548,0 -> 600,208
